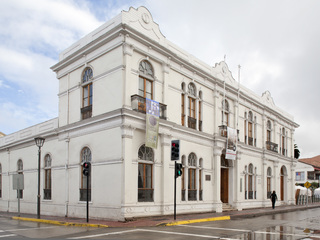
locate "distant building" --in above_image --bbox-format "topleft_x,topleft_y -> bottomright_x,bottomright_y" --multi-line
296,156 -> 320,186
0,6 -> 299,220
0,132 -> 5,138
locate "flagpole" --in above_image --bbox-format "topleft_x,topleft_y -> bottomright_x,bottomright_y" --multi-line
222,56 -> 226,126
236,65 -> 241,149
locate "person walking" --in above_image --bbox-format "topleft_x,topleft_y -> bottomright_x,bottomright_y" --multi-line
270,190 -> 277,209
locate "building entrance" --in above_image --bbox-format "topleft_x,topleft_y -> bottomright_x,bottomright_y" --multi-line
220,153 -> 229,203
221,168 -> 228,203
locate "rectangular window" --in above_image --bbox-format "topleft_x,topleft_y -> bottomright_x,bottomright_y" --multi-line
248,122 -> 253,146
83,84 -> 92,107
138,163 -> 153,202
188,98 -> 196,118
44,169 -> 51,200
181,167 -> 185,201
139,77 -> 153,99
308,171 -> 314,180
199,169 -> 202,200
267,177 -> 271,199
188,168 -> 197,201
181,94 -> 185,126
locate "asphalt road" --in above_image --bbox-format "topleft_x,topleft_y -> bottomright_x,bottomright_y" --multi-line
0,208 -> 319,239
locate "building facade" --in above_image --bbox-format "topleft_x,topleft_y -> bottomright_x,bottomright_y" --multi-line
0,6 -> 299,220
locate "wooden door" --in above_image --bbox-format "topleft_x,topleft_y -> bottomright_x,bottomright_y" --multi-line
221,168 -> 229,203
280,175 -> 284,201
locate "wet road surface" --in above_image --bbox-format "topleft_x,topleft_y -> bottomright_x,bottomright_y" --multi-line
0,208 -> 319,239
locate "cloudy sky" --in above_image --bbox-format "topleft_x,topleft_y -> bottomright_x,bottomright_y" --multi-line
0,0 -> 319,158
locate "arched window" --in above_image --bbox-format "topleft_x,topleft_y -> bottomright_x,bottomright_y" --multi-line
187,83 -> 197,129
222,99 -> 229,126
17,159 -> 23,199
138,144 -> 154,202
181,82 -> 186,126
267,167 -> 272,198
44,154 -> 52,200
81,67 -> 93,119
80,147 -> 91,201
188,153 -> 197,201
0,164 -> 2,198
139,60 -> 154,100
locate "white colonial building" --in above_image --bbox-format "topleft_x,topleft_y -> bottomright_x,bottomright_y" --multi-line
0,6 -> 299,220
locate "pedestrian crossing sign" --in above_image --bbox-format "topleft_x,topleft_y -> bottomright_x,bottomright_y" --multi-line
304,181 -> 311,189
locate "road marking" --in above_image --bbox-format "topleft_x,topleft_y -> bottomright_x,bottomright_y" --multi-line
7,226 -> 58,232
180,225 -> 250,232
180,225 -> 318,239
138,229 -> 232,239
159,215 -> 230,226
12,216 -> 108,228
0,234 -> 16,238
68,229 -> 140,239
67,228 -> 238,240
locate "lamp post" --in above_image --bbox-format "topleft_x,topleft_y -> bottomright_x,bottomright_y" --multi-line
34,137 -> 45,219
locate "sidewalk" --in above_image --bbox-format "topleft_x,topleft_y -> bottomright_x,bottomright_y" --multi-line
1,203 -> 320,228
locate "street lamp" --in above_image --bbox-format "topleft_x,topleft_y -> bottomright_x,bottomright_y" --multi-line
34,137 -> 45,219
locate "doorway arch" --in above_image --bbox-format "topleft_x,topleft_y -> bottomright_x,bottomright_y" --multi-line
280,166 -> 287,201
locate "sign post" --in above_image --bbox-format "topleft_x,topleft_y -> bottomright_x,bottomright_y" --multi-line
13,174 -> 24,217
304,181 -> 311,206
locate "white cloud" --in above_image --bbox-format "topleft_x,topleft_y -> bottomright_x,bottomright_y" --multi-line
1,0 -> 319,158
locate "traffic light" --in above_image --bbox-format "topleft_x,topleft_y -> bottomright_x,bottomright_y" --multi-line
83,162 -> 91,176
171,140 -> 180,160
175,163 -> 183,178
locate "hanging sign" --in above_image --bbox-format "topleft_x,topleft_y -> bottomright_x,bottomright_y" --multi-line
145,98 -> 160,149
226,127 -> 237,160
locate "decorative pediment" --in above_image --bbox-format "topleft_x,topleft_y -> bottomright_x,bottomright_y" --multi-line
213,61 -> 236,86
123,7 -> 165,44
261,91 -> 275,107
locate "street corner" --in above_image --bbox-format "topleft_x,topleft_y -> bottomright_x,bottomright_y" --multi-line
156,215 -> 231,227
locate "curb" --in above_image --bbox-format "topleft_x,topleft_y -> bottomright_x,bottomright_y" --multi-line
157,215 -> 230,226
12,217 -> 109,228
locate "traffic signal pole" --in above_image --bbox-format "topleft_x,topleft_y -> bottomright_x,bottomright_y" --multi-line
86,173 -> 89,223
171,140 -> 180,221
174,161 -> 177,220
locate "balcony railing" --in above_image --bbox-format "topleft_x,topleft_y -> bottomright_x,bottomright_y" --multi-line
81,105 -> 92,120
138,189 -> 154,202
188,189 -> 197,201
188,117 -> 197,129
43,189 -> 51,200
267,191 -> 271,199
281,148 -> 287,156
218,125 -> 240,140
80,188 -> 91,201
266,141 -> 278,153
131,95 -> 167,120
198,120 -> 203,132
